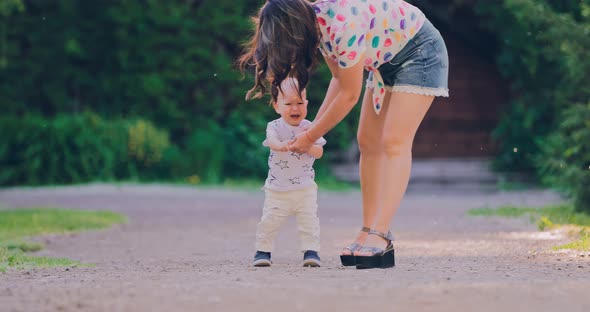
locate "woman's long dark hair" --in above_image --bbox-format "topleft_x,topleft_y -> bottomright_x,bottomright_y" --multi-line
238,0 -> 320,103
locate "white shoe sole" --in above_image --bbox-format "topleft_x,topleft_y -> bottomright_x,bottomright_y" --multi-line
253,259 -> 272,267
303,259 -> 321,267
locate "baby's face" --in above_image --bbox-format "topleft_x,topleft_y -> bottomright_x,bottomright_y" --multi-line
273,86 -> 308,126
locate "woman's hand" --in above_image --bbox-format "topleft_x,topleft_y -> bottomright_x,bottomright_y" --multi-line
288,131 -> 314,154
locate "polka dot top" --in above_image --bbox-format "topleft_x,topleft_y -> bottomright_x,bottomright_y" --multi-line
313,0 -> 425,114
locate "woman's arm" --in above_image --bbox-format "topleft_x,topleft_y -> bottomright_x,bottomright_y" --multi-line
288,57 -> 364,153
306,145 -> 323,159
313,56 -> 343,122
308,58 -> 364,140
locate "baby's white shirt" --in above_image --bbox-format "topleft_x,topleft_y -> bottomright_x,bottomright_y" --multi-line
262,118 -> 327,192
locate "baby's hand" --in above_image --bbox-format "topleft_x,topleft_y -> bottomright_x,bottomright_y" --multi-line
270,141 -> 289,152
279,141 -> 289,152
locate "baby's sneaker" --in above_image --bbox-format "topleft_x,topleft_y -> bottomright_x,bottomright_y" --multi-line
253,251 -> 272,267
303,250 -> 321,267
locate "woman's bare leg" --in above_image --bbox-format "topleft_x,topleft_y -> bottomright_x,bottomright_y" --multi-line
342,88 -> 391,255
356,92 -> 434,254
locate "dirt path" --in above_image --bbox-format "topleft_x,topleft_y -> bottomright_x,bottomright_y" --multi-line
0,184 -> 589,311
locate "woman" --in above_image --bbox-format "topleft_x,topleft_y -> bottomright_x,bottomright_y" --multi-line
239,0 -> 449,269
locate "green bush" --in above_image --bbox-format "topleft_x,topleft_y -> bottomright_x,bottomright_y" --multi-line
475,0 -> 590,174
0,0 -> 360,184
222,108 -> 273,180
0,113 -> 172,185
127,119 -> 171,170
182,121 -> 226,183
0,0 -> 271,144
538,102 -> 590,213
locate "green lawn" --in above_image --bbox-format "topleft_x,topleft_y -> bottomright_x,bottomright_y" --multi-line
220,176 -> 356,192
469,204 -> 590,251
0,208 -> 126,272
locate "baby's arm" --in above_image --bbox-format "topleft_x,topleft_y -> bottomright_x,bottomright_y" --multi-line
264,123 -> 288,152
305,133 -> 326,159
266,137 -> 288,152
306,145 -> 323,159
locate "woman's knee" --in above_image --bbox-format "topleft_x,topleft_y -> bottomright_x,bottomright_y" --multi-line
357,130 -> 382,154
382,135 -> 412,158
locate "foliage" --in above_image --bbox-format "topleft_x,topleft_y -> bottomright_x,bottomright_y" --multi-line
475,0 -> 590,173
538,102 -> 590,213
472,0 -> 590,211
0,113 -> 172,185
0,0 -> 359,186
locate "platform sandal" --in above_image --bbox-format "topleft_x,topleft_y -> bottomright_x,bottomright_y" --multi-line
354,230 -> 395,269
339,226 -> 371,266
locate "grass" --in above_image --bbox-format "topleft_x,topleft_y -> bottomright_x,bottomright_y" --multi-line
200,176 -> 356,192
16,175 -> 357,193
554,233 -> 590,251
0,208 -> 126,272
468,206 -> 539,218
469,204 -> 590,251
0,249 -> 84,272
496,179 -> 536,192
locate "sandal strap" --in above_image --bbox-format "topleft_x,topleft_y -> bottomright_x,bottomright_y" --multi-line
368,229 -> 394,242
343,242 -> 361,252
343,227 -> 371,252
356,230 -> 394,256
356,245 -> 385,255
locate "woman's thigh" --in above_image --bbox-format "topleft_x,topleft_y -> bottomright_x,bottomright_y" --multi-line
357,88 -> 392,152
381,92 -> 434,155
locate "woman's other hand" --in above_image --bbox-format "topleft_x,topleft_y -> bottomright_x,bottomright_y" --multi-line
288,131 -> 314,154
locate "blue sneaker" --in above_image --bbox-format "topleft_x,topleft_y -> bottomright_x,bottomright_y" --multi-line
303,250 -> 321,267
253,251 -> 272,267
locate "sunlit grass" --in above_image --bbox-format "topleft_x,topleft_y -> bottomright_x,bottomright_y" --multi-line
553,234 -> 590,252
469,204 -> 590,251
3,241 -> 43,252
0,248 -> 86,272
0,208 -> 126,272
469,204 -> 590,227
0,208 -> 126,241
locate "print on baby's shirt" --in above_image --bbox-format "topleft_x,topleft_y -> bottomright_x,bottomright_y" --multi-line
275,160 -> 289,170
263,118 -> 327,191
291,152 -> 304,160
302,164 -> 312,172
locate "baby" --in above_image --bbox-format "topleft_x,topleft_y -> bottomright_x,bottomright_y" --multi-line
253,77 -> 326,267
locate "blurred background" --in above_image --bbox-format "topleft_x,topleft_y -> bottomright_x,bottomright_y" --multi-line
0,0 -> 588,212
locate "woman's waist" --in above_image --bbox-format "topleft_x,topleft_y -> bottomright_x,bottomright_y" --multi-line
407,18 -> 441,47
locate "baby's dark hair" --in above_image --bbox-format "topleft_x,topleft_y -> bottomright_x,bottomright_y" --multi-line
238,0 -> 320,104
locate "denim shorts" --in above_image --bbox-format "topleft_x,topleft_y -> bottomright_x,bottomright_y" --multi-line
367,18 -> 449,97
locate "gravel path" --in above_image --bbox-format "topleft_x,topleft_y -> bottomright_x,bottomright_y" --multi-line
0,184 -> 589,312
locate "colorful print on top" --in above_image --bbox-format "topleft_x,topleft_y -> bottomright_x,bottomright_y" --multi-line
314,0 -> 426,115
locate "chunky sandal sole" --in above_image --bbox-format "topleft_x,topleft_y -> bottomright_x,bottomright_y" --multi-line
340,227 -> 371,266
340,255 -> 357,266
355,249 -> 395,269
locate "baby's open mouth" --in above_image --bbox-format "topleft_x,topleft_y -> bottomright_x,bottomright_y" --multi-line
290,114 -> 301,119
